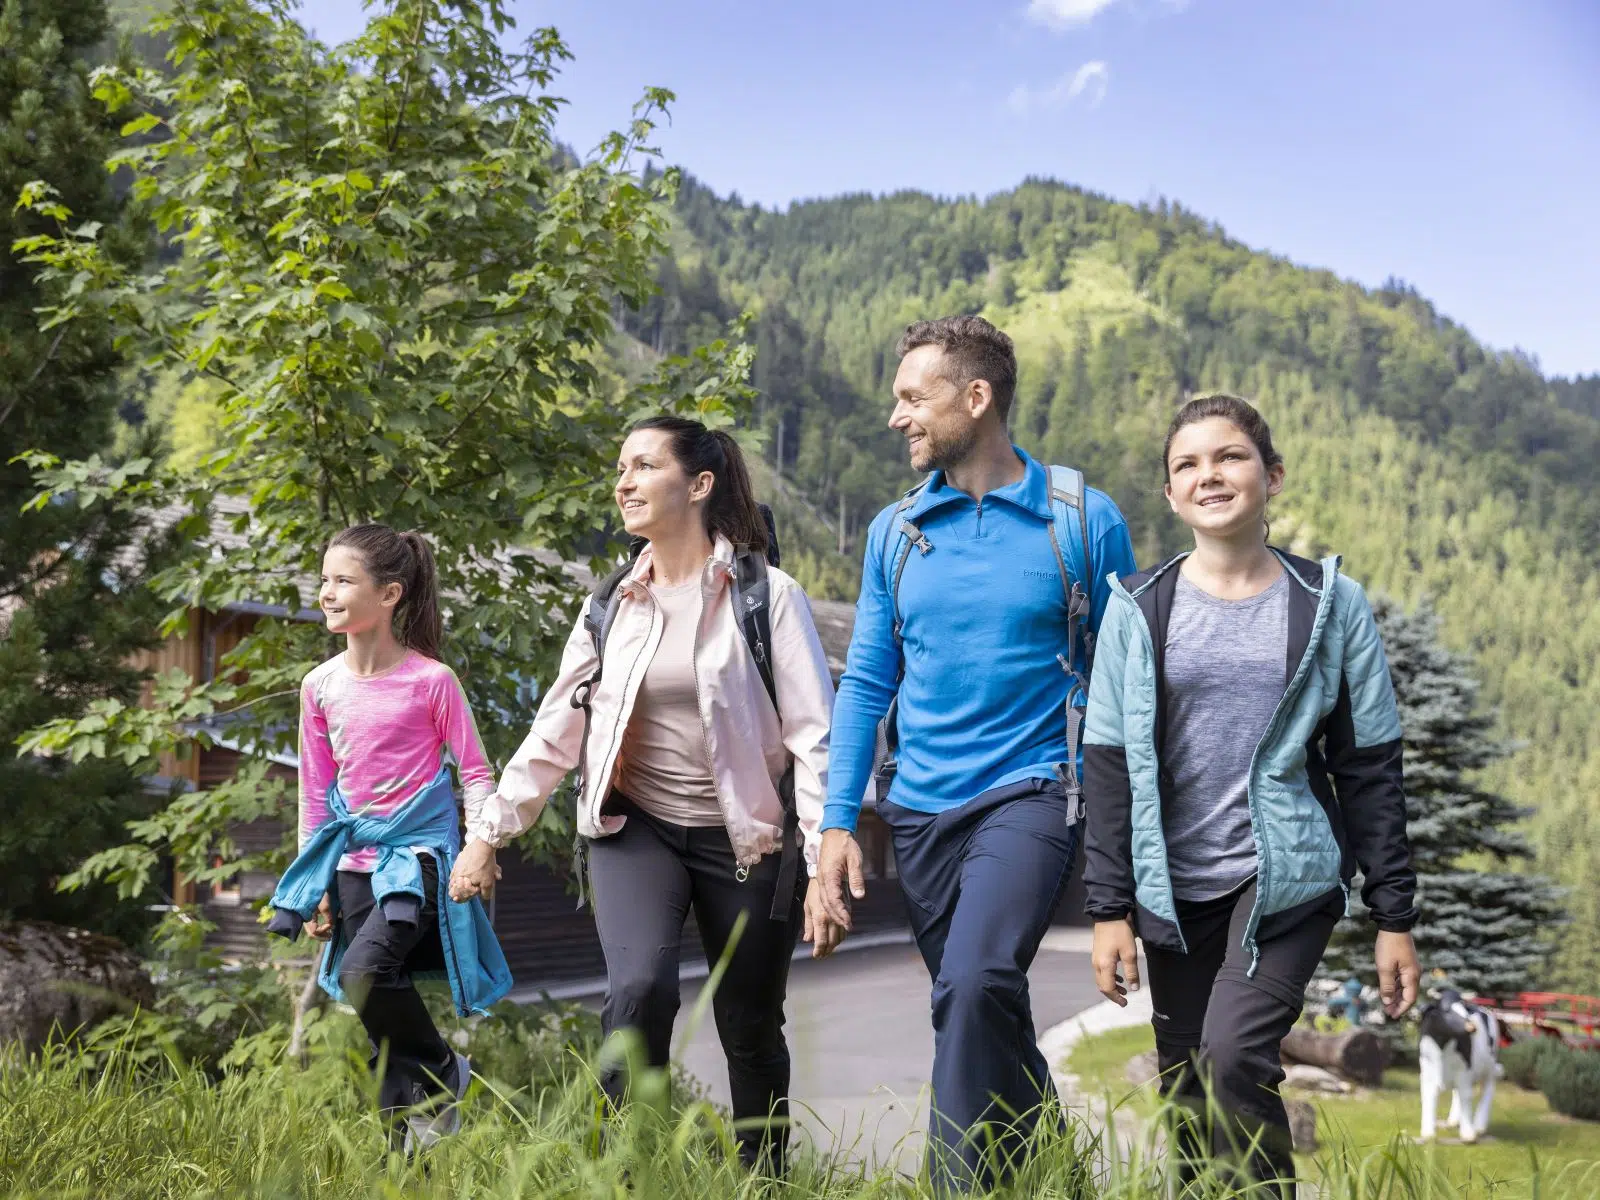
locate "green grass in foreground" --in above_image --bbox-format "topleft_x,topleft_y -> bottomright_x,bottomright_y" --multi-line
7,1035 -> 1600,1199
1067,1025 -> 1600,1200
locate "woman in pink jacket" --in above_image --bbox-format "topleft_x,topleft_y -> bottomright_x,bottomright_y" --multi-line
448,416 -> 836,1174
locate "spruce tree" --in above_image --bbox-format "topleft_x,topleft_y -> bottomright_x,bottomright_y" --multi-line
1321,596 -> 1565,999
1,0 -> 166,942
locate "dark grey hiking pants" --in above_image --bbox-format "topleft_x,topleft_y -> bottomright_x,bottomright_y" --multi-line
586,795 -> 805,1171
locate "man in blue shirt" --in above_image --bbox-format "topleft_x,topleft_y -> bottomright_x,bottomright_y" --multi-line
807,315 -> 1137,1191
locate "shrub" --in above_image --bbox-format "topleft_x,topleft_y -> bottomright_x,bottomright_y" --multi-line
1500,1034 -> 1568,1090
1538,1045 -> 1600,1122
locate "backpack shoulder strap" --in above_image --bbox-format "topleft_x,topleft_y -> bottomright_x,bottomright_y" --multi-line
732,547 -> 779,715
884,479 -> 934,648
1045,464 -> 1095,675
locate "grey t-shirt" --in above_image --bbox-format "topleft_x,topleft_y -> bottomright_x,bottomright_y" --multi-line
1162,570 -> 1290,901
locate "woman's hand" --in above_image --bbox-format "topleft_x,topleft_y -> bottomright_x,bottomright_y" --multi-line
1375,930 -> 1420,1018
803,877 -> 845,959
303,893 -> 334,941
1091,916 -> 1141,1006
450,838 -> 501,902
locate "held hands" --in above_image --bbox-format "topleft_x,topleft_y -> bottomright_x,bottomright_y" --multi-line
303,893 -> 334,941
1375,930 -> 1420,1018
1091,917 -> 1140,1007
449,838 -> 501,903
804,829 -> 867,959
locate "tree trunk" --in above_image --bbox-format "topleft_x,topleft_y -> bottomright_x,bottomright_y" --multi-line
1280,1026 -> 1385,1086
287,943 -> 327,1068
838,491 -> 847,556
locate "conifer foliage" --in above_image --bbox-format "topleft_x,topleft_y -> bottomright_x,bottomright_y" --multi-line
1322,597 -> 1564,999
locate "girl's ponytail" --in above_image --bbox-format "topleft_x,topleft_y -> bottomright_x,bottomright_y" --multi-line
397,531 -> 442,661
328,523 -> 444,660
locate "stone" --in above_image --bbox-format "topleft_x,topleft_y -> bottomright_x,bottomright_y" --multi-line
1287,1099 -> 1318,1153
0,921 -> 154,1056
1283,1063 -> 1354,1094
1126,1049 -> 1161,1086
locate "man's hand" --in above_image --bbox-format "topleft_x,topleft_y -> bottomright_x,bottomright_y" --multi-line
1091,917 -> 1140,1007
1375,930 -> 1420,1018
450,838 -> 501,903
303,893 -> 334,941
816,828 -> 866,932
803,878 -> 845,959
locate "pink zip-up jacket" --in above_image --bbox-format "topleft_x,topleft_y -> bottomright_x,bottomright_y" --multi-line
465,536 -> 835,873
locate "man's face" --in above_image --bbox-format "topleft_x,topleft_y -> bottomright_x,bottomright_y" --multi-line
889,345 -> 979,473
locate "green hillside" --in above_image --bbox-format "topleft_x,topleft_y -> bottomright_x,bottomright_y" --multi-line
628,174 -> 1600,993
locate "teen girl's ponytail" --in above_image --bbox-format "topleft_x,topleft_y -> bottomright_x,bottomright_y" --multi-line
328,524 -> 444,660
628,416 -> 770,557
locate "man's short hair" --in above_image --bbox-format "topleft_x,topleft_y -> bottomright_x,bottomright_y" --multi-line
896,315 -> 1017,421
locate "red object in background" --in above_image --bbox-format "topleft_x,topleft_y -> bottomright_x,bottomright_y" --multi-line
1479,992 -> 1600,1050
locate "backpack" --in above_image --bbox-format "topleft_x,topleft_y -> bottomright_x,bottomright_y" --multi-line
872,465 -> 1098,818
568,505 -> 801,920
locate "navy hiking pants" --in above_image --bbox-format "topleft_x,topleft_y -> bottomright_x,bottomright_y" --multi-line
878,777 -> 1081,1193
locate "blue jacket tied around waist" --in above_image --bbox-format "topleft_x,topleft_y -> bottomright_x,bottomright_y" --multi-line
266,765 -> 512,1015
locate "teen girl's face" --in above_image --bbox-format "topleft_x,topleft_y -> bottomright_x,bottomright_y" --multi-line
1164,417 -> 1284,540
318,546 -> 400,638
615,428 -> 713,542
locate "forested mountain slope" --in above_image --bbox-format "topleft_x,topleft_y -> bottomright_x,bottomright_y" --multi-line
626,173 -> 1600,992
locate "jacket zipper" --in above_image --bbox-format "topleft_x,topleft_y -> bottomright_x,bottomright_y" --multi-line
1118,585 -> 1189,955
690,564 -> 755,873
586,585 -> 660,833
1239,560 -> 1337,973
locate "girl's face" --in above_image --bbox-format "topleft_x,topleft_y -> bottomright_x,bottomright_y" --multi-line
1164,417 -> 1284,540
319,546 -> 400,637
614,428 -> 712,542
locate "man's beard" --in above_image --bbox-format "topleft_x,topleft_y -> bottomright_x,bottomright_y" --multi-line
915,423 -> 980,473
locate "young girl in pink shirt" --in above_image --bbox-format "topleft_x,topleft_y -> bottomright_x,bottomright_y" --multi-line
267,524 -> 510,1154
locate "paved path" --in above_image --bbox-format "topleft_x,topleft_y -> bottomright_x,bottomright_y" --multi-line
671,929 -> 1107,1171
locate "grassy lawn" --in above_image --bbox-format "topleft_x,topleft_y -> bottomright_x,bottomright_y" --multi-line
1066,1025 -> 1600,1199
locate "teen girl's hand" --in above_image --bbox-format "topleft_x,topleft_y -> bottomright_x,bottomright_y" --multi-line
304,894 -> 334,941
1091,917 -> 1141,1006
1375,930 -> 1420,1018
803,877 -> 845,958
450,838 -> 501,902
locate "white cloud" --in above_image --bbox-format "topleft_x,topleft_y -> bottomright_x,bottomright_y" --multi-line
1006,61 -> 1109,116
1025,0 -> 1191,32
1025,0 -> 1119,30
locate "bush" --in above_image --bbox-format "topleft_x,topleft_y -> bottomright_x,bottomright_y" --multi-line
1537,1045 -> 1600,1121
1500,1034 -> 1569,1090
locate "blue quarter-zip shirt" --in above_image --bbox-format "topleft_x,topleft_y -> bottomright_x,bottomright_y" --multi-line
823,449 -> 1137,829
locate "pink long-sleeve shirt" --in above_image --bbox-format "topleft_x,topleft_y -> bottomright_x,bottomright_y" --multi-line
298,651 -> 496,872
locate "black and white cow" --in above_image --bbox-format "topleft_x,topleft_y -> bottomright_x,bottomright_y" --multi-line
1419,989 -> 1500,1142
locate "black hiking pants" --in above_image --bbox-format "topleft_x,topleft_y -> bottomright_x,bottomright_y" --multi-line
334,856 -> 459,1128
1143,878 -> 1342,1197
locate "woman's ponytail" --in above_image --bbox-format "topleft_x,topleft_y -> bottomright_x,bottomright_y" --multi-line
328,523 -> 444,660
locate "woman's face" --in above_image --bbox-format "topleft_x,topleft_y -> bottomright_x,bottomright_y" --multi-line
318,546 -> 399,637
614,428 -> 712,542
1164,417 -> 1284,540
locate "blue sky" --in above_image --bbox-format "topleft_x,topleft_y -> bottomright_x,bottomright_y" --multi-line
303,0 -> 1600,378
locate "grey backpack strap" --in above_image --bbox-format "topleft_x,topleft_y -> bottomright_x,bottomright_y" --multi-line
874,483 -> 931,800
1046,465 -> 1094,822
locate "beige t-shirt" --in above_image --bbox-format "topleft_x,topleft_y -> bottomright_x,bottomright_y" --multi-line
615,578 -> 723,826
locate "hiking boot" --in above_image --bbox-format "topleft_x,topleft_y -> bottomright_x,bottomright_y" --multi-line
403,1052 -> 471,1155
